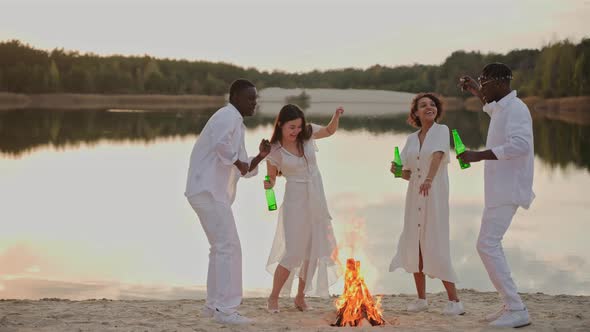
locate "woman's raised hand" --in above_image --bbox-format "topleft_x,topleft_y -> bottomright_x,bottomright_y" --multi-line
335,106 -> 344,117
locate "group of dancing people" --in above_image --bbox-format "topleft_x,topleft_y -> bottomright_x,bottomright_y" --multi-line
184,62 -> 535,328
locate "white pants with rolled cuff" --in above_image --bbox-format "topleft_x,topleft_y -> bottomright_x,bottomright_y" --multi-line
188,192 -> 242,314
477,204 -> 525,311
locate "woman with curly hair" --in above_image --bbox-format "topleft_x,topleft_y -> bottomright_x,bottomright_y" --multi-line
389,93 -> 464,316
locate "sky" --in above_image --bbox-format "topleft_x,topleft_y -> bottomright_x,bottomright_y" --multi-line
1,0 -> 589,72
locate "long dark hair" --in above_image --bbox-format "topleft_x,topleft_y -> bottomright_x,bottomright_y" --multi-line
270,104 -> 313,157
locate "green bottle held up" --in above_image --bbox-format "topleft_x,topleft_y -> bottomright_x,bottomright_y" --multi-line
393,146 -> 403,178
265,175 -> 277,211
452,129 -> 471,169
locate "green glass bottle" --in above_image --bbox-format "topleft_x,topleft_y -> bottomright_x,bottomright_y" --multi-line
393,146 -> 403,178
265,175 -> 277,211
452,129 -> 471,169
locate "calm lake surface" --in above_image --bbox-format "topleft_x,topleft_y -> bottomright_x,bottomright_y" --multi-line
1,90 -> 589,300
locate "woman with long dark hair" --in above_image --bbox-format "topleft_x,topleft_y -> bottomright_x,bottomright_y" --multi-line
264,104 -> 343,313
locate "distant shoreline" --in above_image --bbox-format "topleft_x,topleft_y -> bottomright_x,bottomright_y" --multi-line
1,92 -> 588,125
444,95 -> 590,126
465,95 -> 590,125
0,92 -> 226,111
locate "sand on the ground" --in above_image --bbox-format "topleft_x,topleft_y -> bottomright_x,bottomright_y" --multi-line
1,290 -> 588,332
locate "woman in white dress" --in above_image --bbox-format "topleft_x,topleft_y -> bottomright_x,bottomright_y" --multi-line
264,104 -> 343,313
389,93 -> 464,315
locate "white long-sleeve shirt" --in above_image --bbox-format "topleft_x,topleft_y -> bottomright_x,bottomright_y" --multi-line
483,90 -> 535,209
185,103 -> 258,205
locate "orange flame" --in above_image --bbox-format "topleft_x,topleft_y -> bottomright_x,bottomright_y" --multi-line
332,258 -> 384,327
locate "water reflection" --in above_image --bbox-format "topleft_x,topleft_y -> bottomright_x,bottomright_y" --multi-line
0,109 -> 217,157
1,108 -> 589,300
0,108 -> 588,172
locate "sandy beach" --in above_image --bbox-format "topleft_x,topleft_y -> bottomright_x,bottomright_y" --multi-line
1,290 -> 588,331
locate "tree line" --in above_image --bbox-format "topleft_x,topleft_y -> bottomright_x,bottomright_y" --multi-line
0,38 -> 588,97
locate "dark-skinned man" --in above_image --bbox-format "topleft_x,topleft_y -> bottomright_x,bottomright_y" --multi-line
458,63 -> 534,328
185,79 -> 271,325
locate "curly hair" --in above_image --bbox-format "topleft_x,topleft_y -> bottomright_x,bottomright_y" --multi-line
407,92 -> 444,128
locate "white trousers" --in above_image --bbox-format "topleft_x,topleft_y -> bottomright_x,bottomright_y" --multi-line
477,204 -> 525,310
188,192 -> 242,314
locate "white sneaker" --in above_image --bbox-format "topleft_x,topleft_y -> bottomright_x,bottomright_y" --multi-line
442,301 -> 465,316
407,298 -> 428,312
214,311 -> 254,325
485,304 -> 507,322
200,306 -> 215,318
489,308 -> 531,328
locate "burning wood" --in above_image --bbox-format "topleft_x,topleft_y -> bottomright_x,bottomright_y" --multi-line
332,258 -> 385,327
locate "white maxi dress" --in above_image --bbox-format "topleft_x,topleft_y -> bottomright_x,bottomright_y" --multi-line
389,122 -> 458,283
266,124 -> 341,297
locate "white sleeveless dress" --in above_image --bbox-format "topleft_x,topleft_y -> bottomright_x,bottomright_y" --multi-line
266,124 -> 341,297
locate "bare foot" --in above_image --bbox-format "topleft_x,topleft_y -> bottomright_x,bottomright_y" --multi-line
294,295 -> 310,311
267,296 -> 279,313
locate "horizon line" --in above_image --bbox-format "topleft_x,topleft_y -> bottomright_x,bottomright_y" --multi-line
2,36 -> 589,74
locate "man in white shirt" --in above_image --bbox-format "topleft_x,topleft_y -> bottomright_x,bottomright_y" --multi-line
185,79 -> 271,325
458,63 -> 534,328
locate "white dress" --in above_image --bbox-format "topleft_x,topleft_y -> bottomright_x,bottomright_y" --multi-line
266,124 -> 341,297
389,123 -> 458,283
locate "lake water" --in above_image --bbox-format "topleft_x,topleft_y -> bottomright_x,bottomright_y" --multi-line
1,93 -> 589,300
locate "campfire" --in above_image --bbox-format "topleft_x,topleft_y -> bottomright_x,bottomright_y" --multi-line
332,258 -> 385,327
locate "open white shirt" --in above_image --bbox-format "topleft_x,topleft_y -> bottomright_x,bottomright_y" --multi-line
185,104 -> 258,205
483,90 -> 535,209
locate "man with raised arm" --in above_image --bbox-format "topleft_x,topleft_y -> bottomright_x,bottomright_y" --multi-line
458,63 -> 535,328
